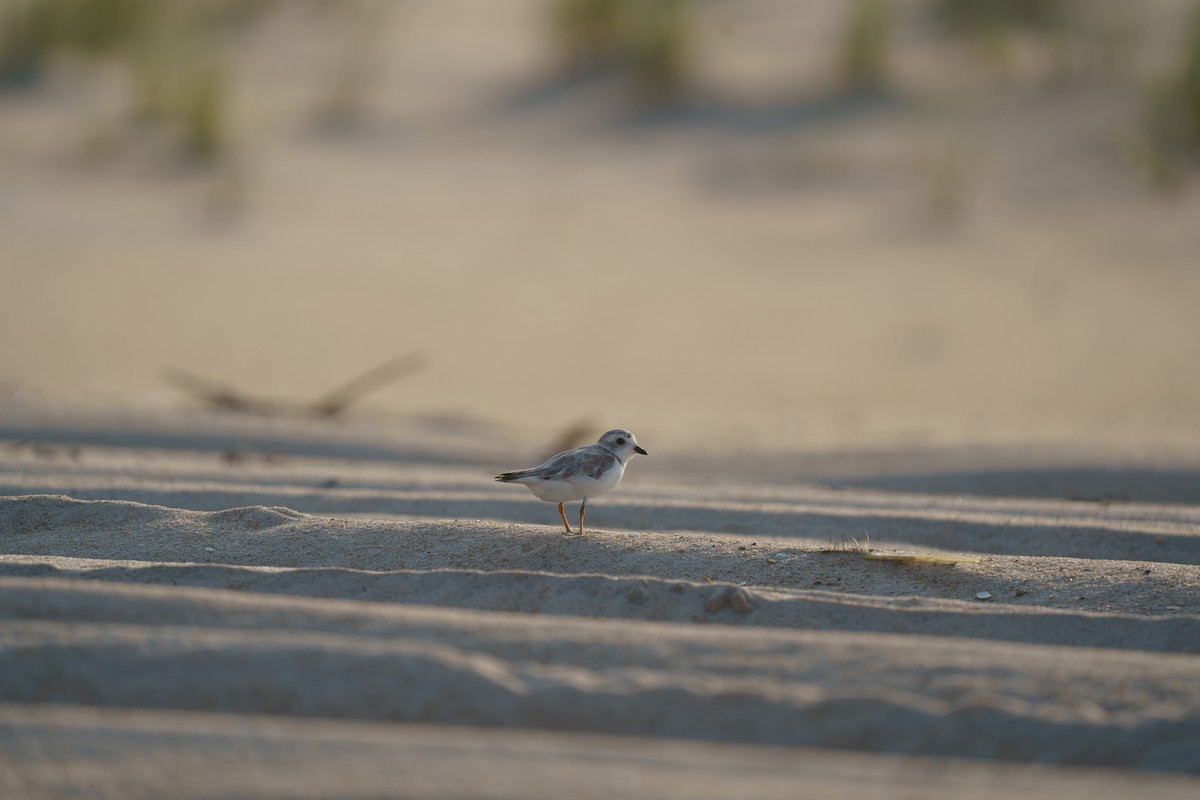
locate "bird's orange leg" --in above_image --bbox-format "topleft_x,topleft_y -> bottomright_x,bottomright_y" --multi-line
557,502 -> 572,533
578,499 -> 587,535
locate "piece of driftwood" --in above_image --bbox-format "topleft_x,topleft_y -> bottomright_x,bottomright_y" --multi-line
311,352 -> 424,417
164,351 -> 423,417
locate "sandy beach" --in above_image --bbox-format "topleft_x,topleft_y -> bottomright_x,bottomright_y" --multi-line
2,406 -> 1199,796
3,0 -> 1200,796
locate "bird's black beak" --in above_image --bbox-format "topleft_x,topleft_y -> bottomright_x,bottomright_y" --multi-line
634,445 -> 648,455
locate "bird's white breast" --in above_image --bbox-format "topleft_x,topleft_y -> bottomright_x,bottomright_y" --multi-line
523,459 -> 625,502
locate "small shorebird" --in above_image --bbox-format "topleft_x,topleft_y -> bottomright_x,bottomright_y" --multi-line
495,429 -> 647,535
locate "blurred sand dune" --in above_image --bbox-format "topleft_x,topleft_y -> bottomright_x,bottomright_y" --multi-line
3,0 -> 1200,452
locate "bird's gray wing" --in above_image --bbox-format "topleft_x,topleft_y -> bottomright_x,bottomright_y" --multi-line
531,446 -> 616,481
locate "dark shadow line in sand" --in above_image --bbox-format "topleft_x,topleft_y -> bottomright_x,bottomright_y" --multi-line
656,447 -> 1200,507
13,443 -> 1200,527
0,426 -> 485,467
496,72 -> 899,137
11,458 -> 1200,527
2,608 -> 1199,771
4,491 -> 1197,565
4,562 -> 1198,655
499,64 -> 624,112
7,428 -> 1200,506
831,468 -> 1200,506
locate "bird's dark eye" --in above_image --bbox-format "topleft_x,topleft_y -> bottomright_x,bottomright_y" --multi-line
616,437 -> 626,445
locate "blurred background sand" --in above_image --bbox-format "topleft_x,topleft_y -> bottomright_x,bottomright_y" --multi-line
3,0 -> 1200,454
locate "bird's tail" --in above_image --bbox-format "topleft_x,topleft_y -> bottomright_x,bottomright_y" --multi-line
494,470 -> 531,483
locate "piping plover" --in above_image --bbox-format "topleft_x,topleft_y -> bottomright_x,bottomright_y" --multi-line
495,429 -> 647,535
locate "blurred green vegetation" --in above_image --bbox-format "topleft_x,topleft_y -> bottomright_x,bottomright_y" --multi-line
930,0 -> 1071,72
0,0 -> 156,78
840,0 -> 890,92
1,0 -> 1198,192
130,44 -> 226,160
1135,5 -> 1200,190
1183,7 -> 1200,149
0,0 -> 276,79
550,0 -> 688,102
550,0 -> 623,65
0,0 -> 277,162
312,2 -> 392,131
931,0 -> 1067,35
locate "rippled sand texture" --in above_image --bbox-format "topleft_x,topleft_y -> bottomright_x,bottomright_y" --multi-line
2,411 -> 1199,797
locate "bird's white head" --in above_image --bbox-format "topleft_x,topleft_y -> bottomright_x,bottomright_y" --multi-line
597,429 -> 647,462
